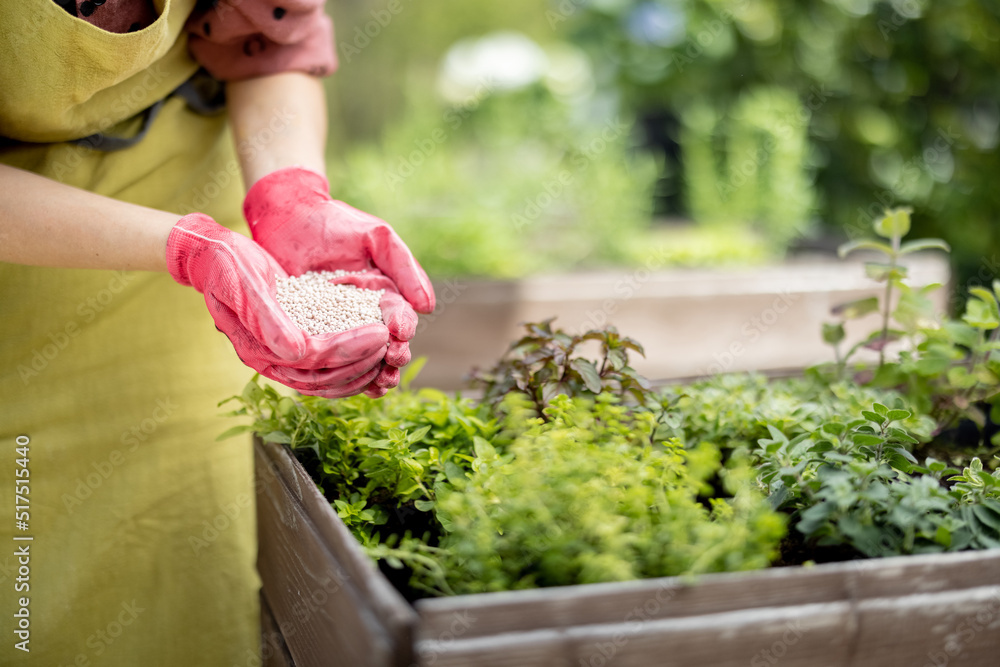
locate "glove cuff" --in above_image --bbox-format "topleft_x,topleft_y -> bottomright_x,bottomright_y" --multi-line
243,166 -> 332,242
165,213 -> 229,291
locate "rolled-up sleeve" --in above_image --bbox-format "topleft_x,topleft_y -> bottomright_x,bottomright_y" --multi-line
185,0 -> 337,81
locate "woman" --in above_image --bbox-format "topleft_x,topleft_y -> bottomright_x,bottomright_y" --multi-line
0,0 -> 434,663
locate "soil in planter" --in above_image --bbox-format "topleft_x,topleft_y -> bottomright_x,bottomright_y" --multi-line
917,402 -> 1000,463
372,500 -> 442,603
771,531 -> 866,568
289,448 -> 443,601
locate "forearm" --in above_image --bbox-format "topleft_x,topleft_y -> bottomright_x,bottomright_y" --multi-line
0,164 -> 179,271
228,72 -> 328,189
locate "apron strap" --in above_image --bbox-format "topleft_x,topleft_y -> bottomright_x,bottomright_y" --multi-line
69,70 -> 226,153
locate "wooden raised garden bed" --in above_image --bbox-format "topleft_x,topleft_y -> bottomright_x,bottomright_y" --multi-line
409,253 -> 950,389
256,437 -> 1000,667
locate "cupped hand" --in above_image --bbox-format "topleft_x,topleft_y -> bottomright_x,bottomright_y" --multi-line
165,213 -> 390,398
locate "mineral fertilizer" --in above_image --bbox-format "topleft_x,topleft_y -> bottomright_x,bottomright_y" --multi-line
276,270 -> 384,335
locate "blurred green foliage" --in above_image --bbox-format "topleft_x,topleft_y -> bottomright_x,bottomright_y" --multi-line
562,0 -> 1000,290
681,86 -> 815,247
322,1 -> 779,278
323,0 -> 554,149
329,86 -> 660,278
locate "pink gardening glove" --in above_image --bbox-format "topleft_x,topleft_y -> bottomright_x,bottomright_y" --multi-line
166,213 -> 392,398
243,166 -> 436,397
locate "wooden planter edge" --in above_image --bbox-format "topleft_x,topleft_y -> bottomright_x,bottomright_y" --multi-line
256,437 -> 1000,667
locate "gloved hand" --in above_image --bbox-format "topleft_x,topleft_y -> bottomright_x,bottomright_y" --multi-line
165,213 -> 391,398
243,166 -> 436,397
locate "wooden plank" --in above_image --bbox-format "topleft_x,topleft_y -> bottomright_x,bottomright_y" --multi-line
256,442 -> 402,667
848,549 -> 1000,597
259,439 -> 418,649
261,591 -> 296,667
410,254 -> 951,388
853,585 -> 1000,667
418,586 -> 1000,667
415,550 -> 1000,642
418,602 -> 853,667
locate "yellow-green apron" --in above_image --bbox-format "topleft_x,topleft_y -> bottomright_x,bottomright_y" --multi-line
0,1 -> 261,664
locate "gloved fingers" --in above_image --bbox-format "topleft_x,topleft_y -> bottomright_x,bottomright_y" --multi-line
207,248 -> 309,362
294,363 -> 384,399
264,348 -> 386,388
325,270 -> 397,292
385,337 -> 411,368
357,363 -> 397,398
228,293 -> 308,363
373,363 -> 401,388
363,384 -> 390,399
365,224 -> 437,314
297,323 -> 390,369
206,295 -> 388,383
378,290 -> 419,341
207,298 -> 305,371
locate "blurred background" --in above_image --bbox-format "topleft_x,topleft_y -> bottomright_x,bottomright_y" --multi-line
320,0 -> 1000,296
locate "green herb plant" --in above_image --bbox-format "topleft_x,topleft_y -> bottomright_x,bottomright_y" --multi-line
824,208 -> 1000,441
468,318 -> 653,415
756,402 -> 1000,555
227,323 -> 785,598
828,207 -> 950,367
434,392 -> 783,594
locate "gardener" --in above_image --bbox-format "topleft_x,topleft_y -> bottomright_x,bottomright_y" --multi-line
0,0 -> 434,663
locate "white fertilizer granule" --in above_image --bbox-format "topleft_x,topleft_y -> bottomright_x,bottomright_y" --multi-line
276,270 -> 384,335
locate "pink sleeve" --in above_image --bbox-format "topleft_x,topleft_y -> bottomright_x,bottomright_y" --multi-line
186,0 -> 338,81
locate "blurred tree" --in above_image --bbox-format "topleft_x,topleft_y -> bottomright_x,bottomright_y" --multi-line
322,0 -> 553,150
558,0 -> 1000,290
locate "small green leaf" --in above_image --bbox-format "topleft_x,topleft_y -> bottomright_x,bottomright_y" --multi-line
888,446 -> 918,463
872,403 -> 889,417
887,427 -> 918,444
797,501 -> 837,535
473,436 -> 497,461
970,286 -> 1000,314
898,238 -> 950,255
414,499 -> 436,512
241,380 -> 265,405
853,434 -> 885,447
864,262 -> 907,282
947,366 -> 978,389
963,298 -> 1000,329
400,356 -> 428,389
262,430 -> 292,444
444,461 -> 467,485
861,410 -> 886,425
838,240 -> 894,259
972,505 -> 1000,532
885,409 -> 911,422
821,422 -> 847,436
406,425 -> 433,444
607,348 -> 628,371
396,479 -> 422,496
831,297 -> 880,320
874,207 -> 912,239
216,424 -> 254,441
570,358 -> 603,393
822,322 -> 846,345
